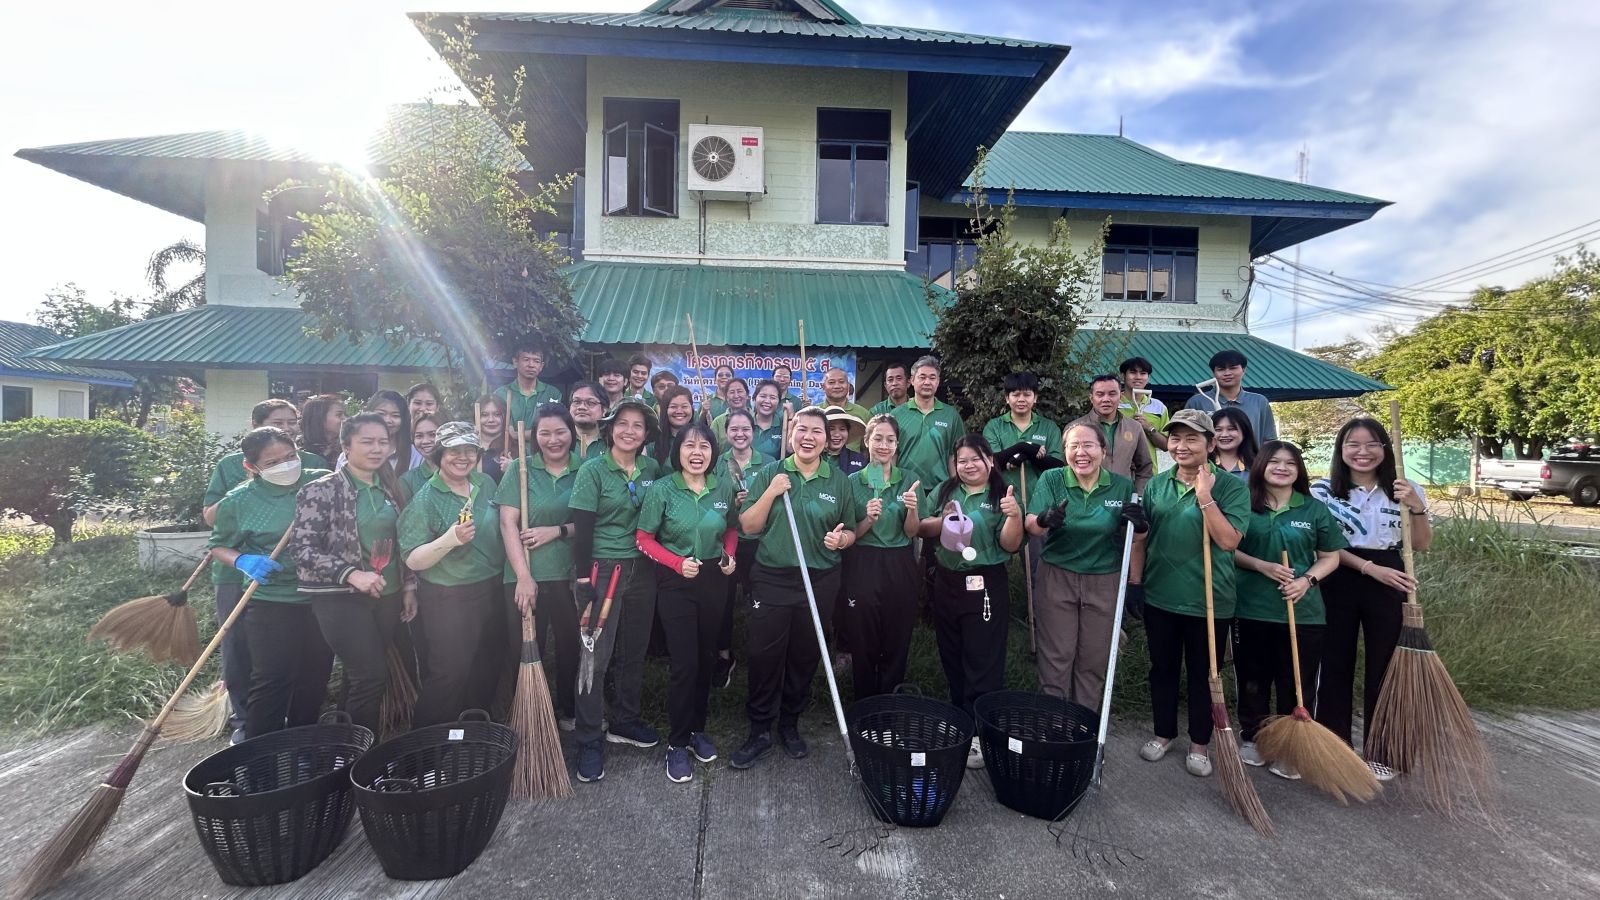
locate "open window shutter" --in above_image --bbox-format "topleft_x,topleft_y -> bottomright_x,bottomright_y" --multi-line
604,123 -> 629,215
642,122 -> 678,217
903,182 -> 920,255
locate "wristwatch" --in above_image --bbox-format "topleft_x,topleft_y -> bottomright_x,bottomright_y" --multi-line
1305,574 -> 1320,587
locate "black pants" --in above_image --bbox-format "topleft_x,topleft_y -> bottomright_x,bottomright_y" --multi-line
214,581 -> 250,730
243,601 -> 334,739
413,577 -> 501,728
1235,616 -> 1325,742
719,540 -> 759,656
657,565 -> 729,746
493,580 -> 580,721
1144,603 -> 1231,746
1315,548 -> 1405,749
575,558 -> 657,744
930,562 -> 1010,719
843,544 -> 919,699
311,591 -> 403,735
745,564 -> 839,732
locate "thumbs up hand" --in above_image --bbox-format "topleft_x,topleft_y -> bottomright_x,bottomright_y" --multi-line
901,480 -> 922,509
1000,484 -> 1022,519
823,522 -> 851,551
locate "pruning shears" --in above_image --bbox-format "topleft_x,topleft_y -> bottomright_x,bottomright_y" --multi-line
577,563 -> 623,694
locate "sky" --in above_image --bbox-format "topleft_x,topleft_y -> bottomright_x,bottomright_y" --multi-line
4,0 -> 1599,351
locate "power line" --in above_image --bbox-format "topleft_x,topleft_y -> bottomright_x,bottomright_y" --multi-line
1399,217 -> 1600,293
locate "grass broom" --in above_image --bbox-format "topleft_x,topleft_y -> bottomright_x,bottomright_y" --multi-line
1365,400 -> 1498,822
1202,515 -> 1275,837
509,423 -> 571,801
158,679 -> 230,744
1255,551 -> 1380,804
86,554 -> 206,666
8,528 -> 292,900
378,644 -> 417,740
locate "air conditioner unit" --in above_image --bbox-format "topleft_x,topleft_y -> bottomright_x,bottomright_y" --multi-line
686,124 -> 765,197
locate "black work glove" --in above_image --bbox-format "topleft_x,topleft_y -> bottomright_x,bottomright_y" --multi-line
1121,502 -> 1149,534
1032,454 -> 1065,472
1123,583 -> 1146,622
1037,500 -> 1068,530
995,441 -> 1033,470
574,578 -> 599,611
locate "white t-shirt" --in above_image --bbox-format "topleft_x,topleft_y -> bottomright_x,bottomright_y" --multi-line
1310,477 -> 1428,550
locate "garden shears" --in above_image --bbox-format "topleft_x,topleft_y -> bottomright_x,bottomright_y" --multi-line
576,563 -> 622,694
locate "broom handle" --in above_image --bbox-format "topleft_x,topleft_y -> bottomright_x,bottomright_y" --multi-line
474,403 -> 485,472
1387,400 -> 1419,604
150,528 -> 292,733
518,424 -> 529,534
781,491 -> 854,768
687,314 -> 708,419
798,319 -> 807,409
1021,466 -> 1036,654
1282,550 -> 1305,709
1203,512 -> 1218,678
178,553 -> 211,592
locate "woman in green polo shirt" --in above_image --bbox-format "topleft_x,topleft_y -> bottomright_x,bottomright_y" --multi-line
749,379 -> 786,459
568,400 -> 663,783
713,409 -> 773,689
399,421 -> 505,727
1232,440 -> 1347,779
1025,422 -> 1145,707
652,386 -> 696,467
209,426 -> 332,739
497,403 -> 582,728
733,406 -> 858,769
1134,409 -> 1251,778
915,434 -> 1025,769
398,414 -> 440,502
636,421 -> 739,783
843,414 -> 923,698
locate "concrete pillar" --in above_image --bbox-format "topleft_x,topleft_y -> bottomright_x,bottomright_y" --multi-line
204,369 -> 268,437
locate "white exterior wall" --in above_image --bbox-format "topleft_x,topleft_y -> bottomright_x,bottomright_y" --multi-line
203,368 -> 267,436
203,168 -> 298,308
0,376 -> 95,420
584,58 -> 908,269
376,373 -> 417,395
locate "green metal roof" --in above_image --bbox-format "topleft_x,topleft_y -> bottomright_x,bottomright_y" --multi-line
1073,330 -> 1388,402
566,261 -> 947,349
641,0 -> 861,25
24,306 -> 470,374
465,9 -> 1058,48
975,132 -> 1386,205
0,320 -> 133,387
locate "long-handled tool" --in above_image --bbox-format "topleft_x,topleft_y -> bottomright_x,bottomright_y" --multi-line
1020,465 -> 1037,655
687,313 -> 712,424
798,319 -> 808,410
87,554 -> 206,666
1202,515 -> 1275,837
1194,378 -> 1221,412
1256,551 -> 1380,804
1366,400 -> 1497,822
9,529 -> 293,900
1052,505 -> 1144,865
576,563 -> 622,694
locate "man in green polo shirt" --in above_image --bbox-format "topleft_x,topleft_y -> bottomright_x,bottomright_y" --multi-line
496,342 -> 563,433
820,367 -> 870,451
983,370 -> 1064,497
890,355 -> 964,487
868,361 -> 909,416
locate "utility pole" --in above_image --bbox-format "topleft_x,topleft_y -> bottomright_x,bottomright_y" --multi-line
1292,144 -> 1309,350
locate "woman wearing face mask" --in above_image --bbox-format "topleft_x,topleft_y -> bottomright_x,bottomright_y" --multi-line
636,422 -> 739,783
475,394 -> 512,482
713,409 -> 772,689
299,394 -> 345,468
568,381 -> 609,462
915,435 -> 1025,769
1210,407 -> 1258,480
398,415 -> 440,502
653,386 -> 697,467
732,406 -> 857,769
843,414 -> 923,698
498,403 -> 582,730
1232,440 -> 1347,779
1310,418 -> 1429,781
749,380 -> 786,459
399,422 -> 505,726
1025,422 -> 1145,707
823,408 -> 868,475
568,400 -> 663,782
290,412 -> 416,735
210,426 -> 332,738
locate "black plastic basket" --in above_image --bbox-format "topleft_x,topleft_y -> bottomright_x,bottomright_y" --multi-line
350,710 -> 517,880
183,712 -> 374,886
974,691 -> 1098,820
847,687 -> 974,827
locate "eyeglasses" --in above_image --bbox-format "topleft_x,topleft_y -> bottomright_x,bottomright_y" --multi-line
571,398 -> 602,408
1341,441 -> 1386,453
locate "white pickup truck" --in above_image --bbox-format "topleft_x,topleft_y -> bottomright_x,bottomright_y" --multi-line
1478,447 -> 1600,505
1477,457 -> 1546,500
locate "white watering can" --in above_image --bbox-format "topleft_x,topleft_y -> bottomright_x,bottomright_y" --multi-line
940,501 -> 978,562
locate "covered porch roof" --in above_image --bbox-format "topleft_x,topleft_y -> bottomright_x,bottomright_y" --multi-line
1073,329 -> 1388,401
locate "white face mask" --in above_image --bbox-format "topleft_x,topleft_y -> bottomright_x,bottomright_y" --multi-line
259,459 -> 302,486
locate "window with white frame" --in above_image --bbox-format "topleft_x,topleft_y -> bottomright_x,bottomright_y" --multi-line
57,389 -> 86,419
1101,225 -> 1199,303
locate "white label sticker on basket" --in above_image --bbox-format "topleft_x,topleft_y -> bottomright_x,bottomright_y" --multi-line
1008,737 -> 1023,754
448,728 -> 465,741
911,752 -> 926,767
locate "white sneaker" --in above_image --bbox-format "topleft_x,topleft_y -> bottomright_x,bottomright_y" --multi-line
966,736 -> 985,770
1185,751 -> 1213,777
1269,761 -> 1301,780
1366,760 -> 1397,782
1139,738 -> 1172,762
1239,741 -> 1266,767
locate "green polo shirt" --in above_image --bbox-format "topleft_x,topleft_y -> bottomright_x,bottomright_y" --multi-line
740,457 -> 853,571
891,399 -> 965,487
569,452 -> 661,560
496,380 -> 564,432
717,449 -> 773,543
495,454 -> 578,583
1028,468 -> 1135,575
704,396 -> 729,421
348,469 -> 402,597
869,397 -> 904,417
397,470 -> 504,587
919,483 -> 1014,572
574,433 -> 605,463
205,449 -> 327,586
710,409 -> 755,446
1235,493 -> 1348,625
982,413 -> 1064,496
1142,464 -> 1252,619
750,417 -> 785,459
208,469 -> 328,603
638,472 -> 737,560
848,465 -> 919,549
397,462 -> 436,503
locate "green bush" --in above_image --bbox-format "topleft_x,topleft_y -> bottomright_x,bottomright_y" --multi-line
0,418 -> 154,544
137,409 -> 232,528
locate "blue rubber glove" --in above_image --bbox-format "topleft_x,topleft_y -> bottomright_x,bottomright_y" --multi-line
235,554 -> 282,584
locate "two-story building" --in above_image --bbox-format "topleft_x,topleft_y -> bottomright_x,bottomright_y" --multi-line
19,0 -> 1387,436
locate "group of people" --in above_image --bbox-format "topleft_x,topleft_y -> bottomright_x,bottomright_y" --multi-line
205,342 -> 1426,788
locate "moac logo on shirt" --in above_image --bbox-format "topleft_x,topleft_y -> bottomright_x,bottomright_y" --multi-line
817,493 -> 839,504
713,501 -> 730,511
1289,521 -> 1314,530
1104,500 -> 1125,509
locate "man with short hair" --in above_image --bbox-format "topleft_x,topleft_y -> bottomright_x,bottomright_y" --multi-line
1185,349 -> 1277,441
890,355 -> 964,487
650,370 -> 679,408
496,342 -> 563,433
869,361 -> 910,415
596,356 -> 629,409
626,354 -> 656,408
1119,357 -> 1172,472
822,367 -> 870,450
1071,374 -> 1154,492
983,371 -> 1063,497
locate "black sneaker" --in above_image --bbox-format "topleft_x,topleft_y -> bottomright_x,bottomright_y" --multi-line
714,656 -> 736,689
665,746 -> 693,784
729,732 -> 774,769
778,723 -> 808,759
577,740 -> 605,783
689,731 -> 717,763
606,720 -> 660,748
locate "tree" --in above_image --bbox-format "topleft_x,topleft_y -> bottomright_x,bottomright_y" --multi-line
1274,338 -> 1378,446
1363,250 -> 1600,458
286,17 -> 584,392
144,238 -> 207,311
34,283 -> 192,427
927,162 -> 1121,428
0,418 -> 154,544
